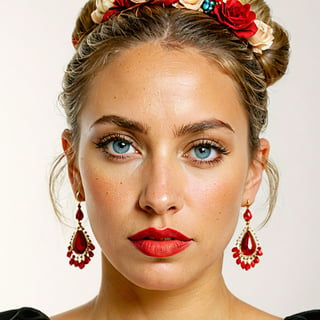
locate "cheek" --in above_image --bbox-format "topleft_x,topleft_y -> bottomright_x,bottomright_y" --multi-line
185,165 -> 247,242
187,166 -> 246,212
79,158 -> 136,238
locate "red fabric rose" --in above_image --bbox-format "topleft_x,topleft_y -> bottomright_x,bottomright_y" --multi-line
102,0 -> 133,20
213,0 -> 258,38
152,0 -> 179,6
102,0 -> 179,21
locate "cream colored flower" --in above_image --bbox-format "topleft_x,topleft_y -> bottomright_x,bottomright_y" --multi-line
131,0 -> 149,3
248,19 -> 274,54
97,0 -> 115,11
179,0 -> 204,10
91,0 -> 115,24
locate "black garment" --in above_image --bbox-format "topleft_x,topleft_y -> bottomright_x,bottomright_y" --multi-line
0,308 -> 49,320
0,307 -> 319,319
284,310 -> 320,320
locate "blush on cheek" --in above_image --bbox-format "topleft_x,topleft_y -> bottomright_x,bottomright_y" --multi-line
82,166 -> 135,226
188,175 -> 243,229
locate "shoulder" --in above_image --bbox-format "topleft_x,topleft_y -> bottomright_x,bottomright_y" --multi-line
284,310 -> 320,320
0,308 -> 49,320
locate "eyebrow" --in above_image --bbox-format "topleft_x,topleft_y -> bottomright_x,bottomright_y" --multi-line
90,115 -> 234,136
90,115 -> 149,134
174,119 -> 235,137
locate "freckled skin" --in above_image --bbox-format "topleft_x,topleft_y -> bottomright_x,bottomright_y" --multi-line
61,43 -> 272,320
75,42 -> 259,289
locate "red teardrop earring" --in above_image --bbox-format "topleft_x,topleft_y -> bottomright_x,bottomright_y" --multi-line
67,193 -> 95,269
232,202 -> 263,270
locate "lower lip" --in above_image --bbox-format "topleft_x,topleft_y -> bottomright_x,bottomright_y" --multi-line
130,239 -> 192,258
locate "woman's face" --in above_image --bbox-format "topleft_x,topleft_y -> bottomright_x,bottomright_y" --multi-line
64,43 -> 267,290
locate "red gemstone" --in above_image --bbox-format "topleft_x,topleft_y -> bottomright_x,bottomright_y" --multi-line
73,230 -> 88,254
243,209 -> 252,221
76,205 -> 84,221
236,258 -> 241,265
240,230 -> 256,256
257,249 -> 263,256
233,252 -> 240,258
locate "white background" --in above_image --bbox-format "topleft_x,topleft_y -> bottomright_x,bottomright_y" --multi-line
0,0 -> 319,317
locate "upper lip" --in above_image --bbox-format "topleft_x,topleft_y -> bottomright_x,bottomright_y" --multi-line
129,227 -> 192,241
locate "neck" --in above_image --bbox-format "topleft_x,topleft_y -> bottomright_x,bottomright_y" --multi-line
89,256 -> 239,320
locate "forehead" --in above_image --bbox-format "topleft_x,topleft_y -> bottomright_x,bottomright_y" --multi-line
82,43 -> 247,135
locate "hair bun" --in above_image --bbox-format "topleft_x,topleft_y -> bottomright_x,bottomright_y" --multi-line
248,0 -> 290,86
256,20 -> 290,87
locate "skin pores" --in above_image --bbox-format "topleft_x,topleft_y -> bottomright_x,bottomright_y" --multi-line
64,43 -> 266,292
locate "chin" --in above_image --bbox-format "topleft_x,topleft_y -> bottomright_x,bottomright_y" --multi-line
131,275 -> 189,291
121,260 -> 198,291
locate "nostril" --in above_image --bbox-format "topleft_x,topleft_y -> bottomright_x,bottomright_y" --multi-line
143,204 -> 178,215
145,205 -> 153,212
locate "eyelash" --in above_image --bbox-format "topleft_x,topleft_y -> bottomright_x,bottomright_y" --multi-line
94,134 -> 229,166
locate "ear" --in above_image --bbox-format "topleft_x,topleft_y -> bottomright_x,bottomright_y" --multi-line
241,138 -> 270,206
62,129 -> 84,201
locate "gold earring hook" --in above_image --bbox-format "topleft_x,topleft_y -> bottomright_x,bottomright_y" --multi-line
75,191 -> 82,202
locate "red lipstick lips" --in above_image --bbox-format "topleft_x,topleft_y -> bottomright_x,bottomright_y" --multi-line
129,228 -> 192,258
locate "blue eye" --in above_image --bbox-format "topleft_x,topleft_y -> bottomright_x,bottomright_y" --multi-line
191,144 -> 218,160
111,140 -> 132,154
95,135 -> 137,159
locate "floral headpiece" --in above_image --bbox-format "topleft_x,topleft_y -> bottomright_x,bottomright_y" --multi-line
90,0 -> 273,54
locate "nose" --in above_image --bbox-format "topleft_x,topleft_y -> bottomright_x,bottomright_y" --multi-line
138,159 -> 184,215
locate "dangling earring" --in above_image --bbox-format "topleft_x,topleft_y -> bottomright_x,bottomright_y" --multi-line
232,202 -> 263,270
67,192 -> 95,269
